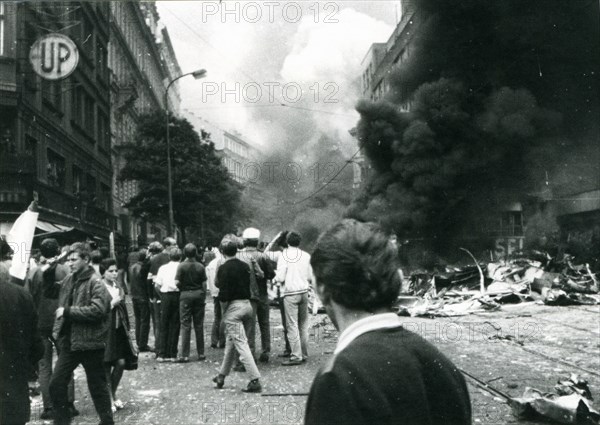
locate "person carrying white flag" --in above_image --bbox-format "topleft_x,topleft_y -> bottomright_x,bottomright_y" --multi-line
7,196 -> 39,282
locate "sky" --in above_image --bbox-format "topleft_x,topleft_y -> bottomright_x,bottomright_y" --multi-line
156,1 -> 400,155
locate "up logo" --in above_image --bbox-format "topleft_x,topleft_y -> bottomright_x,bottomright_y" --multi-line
29,33 -> 79,80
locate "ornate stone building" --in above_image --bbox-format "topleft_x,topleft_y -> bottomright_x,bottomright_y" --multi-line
0,3 -> 114,242
108,1 -> 181,247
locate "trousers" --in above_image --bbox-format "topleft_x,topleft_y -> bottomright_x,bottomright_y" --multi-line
179,290 -> 206,357
49,347 -> 113,425
283,293 -> 309,361
219,300 -> 260,380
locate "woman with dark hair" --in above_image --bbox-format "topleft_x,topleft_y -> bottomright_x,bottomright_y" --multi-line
101,258 -> 137,412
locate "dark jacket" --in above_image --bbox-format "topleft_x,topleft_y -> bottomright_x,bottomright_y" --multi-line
176,259 -> 207,295
51,265 -> 111,351
0,279 -> 44,424
305,326 -> 472,425
28,261 -> 70,335
236,248 -> 271,300
128,261 -> 148,301
104,279 -> 138,368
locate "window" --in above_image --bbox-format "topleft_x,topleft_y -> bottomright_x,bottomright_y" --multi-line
0,122 -> 15,155
101,183 -> 111,211
25,136 -> 38,178
47,149 -> 66,189
501,211 -> 523,236
98,111 -> 109,150
72,165 -> 83,194
86,174 -> 96,202
72,88 -> 95,136
0,2 -> 5,56
84,93 -> 94,132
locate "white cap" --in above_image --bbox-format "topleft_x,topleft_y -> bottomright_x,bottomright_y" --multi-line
242,227 -> 260,239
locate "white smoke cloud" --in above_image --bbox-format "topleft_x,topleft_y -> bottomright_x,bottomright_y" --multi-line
157,1 -> 393,155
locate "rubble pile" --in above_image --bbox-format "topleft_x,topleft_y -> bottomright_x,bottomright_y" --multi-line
509,375 -> 600,424
397,253 -> 600,317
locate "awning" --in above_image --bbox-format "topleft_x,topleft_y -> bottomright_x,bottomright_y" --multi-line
35,220 -> 74,235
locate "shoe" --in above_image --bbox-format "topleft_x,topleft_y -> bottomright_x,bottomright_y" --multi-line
113,399 -> 124,410
210,344 -> 217,348
175,357 -> 189,363
212,374 -> 225,389
67,404 -> 79,417
156,357 -> 166,363
40,408 -> 54,420
197,354 -> 206,361
233,363 -> 246,372
139,346 -> 152,352
277,352 -> 291,358
259,353 -> 269,363
282,358 -> 303,366
242,379 -> 262,393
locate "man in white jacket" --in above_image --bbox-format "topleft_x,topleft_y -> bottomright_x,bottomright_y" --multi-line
274,231 -> 313,366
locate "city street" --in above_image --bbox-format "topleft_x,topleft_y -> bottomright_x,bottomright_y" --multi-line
28,301 -> 600,425
0,2 -> 598,425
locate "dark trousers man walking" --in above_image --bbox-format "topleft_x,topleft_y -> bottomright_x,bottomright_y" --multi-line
158,292 -> 180,359
179,290 -> 205,360
132,299 -> 151,350
50,348 -> 113,425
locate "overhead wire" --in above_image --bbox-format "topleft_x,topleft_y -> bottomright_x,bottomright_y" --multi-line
285,146 -> 362,206
161,4 -> 366,206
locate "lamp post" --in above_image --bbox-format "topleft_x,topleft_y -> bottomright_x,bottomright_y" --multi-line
164,69 -> 207,237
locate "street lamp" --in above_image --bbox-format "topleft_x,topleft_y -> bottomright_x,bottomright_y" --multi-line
164,69 -> 207,237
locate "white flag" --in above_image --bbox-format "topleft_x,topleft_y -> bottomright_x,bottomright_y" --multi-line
7,207 -> 39,280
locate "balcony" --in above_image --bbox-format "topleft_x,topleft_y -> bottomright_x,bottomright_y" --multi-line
35,183 -> 115,233
0,154 -> 115,235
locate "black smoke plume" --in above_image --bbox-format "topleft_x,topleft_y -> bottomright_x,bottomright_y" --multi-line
349,0 -> 599,257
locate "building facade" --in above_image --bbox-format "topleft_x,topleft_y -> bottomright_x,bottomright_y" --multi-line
0,2 -> 114,242
360,0 -> 418,109
184,111 -> 277,232
109,1 -> 181,247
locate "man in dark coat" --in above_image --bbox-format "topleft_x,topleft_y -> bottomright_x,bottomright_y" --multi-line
48,242 -> 113,425
129,250 -> 152,352
0,264 -> 44,425
306,219 -> 472,425
28,239 -> 76,419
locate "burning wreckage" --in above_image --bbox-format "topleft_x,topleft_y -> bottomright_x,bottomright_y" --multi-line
396,250 -> 600,317
393,251 -> 600,424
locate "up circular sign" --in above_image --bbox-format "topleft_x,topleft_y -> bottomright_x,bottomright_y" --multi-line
29,33 -> 79,80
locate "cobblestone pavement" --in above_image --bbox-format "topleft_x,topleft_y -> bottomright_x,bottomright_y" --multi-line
28,300 -> 600,425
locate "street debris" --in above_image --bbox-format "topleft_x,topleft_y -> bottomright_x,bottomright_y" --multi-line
509,375 -> 600,424
397,251 -> 600,317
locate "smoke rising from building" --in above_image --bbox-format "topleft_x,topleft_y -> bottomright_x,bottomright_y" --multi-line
349,0 -> 600,255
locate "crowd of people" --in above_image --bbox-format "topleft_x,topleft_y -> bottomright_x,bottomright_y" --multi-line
0,226 -> 317,424
1,220 -> 472,425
